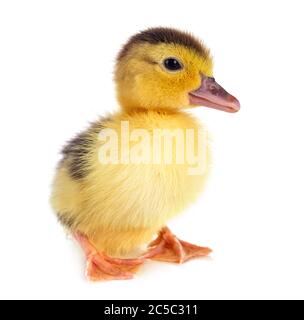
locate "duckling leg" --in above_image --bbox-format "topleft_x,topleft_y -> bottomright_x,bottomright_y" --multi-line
74,233 -> 145,281
147,227 -> 212,263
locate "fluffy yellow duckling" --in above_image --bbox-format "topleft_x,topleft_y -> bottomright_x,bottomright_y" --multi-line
51,27 -> 240,281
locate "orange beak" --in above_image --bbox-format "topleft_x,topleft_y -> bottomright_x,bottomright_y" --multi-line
189,75 -> 240,113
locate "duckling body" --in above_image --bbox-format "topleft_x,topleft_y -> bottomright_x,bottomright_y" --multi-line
51,27 -> 239,280
52,110 -> 210,256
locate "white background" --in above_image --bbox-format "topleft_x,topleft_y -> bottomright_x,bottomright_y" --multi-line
0,0 -> 303,300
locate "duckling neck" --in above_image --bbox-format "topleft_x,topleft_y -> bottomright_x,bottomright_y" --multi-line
121,107 -> 184,117
118,108 -> 202,137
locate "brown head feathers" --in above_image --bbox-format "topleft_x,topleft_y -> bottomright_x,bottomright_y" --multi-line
117,27 -> 209,60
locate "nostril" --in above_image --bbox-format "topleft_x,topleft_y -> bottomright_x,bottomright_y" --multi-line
210,87 -> 218,95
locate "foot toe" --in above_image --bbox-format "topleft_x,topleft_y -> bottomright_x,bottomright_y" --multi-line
86,257 -> 135,281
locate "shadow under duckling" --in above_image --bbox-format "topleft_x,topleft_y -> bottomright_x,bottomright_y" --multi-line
51,27 -> 240,281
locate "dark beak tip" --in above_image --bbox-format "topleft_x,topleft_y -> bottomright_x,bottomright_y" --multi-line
232,102 -> 241,113
229,95 -> 241,112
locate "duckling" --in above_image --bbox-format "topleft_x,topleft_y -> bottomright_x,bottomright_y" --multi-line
51,27 -> 240,281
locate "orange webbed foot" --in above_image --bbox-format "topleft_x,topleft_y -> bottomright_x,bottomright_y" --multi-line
147,227 -> 212,263
74,233 -> 145,281
73,228 -> 211,281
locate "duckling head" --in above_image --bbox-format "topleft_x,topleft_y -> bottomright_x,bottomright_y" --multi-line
115,27 -> 240,112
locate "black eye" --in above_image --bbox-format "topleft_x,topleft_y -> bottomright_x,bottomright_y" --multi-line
163,58 -> 183,71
